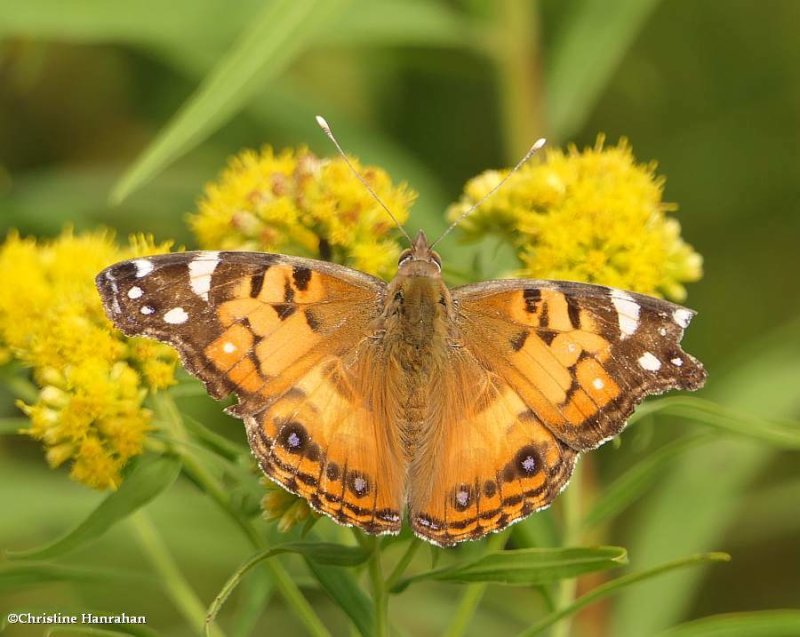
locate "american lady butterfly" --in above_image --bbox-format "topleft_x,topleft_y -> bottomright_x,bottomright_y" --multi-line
96,230 -> 705,546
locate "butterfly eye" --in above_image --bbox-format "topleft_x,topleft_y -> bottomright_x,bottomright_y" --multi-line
431,252 -> 442,272
398,249 -> 413,267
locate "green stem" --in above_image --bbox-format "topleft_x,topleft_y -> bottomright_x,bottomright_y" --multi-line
385,539 -> 421,591
442,533 -> 508,637
488,0 -> 546,160
130,511 -> 225,637
152,391 -> 331,637
368,538 -> 389,637
552,462 -> 583,637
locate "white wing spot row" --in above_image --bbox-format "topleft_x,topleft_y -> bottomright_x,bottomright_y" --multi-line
673,308 -> 692,328
127,286 -> 143,299
638,352 -> 662,371
164,307 -> 189,324
133,259 -> 154,278
609,290 -> 640,337
188,252 -> 220,301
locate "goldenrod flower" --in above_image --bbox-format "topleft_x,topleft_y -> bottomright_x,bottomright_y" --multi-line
447,137 -> 702,301
189,146 -> 416,278
260,478 -> 316,533
0,230 -> 178,489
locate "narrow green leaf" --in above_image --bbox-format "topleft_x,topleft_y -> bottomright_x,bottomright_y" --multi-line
111,0 -> 349,203
657,610 -> 800,637
6,454 -> 181,560
206,542 -> 369,631
319,0 -> 472,47
517,553 -> 730,637
305,560 -> 375,637
395,546 -> 627,591
630,396 -> 800,449
0,562 -> 146,591
583,434 -> 713,530
545,0 -> 663,139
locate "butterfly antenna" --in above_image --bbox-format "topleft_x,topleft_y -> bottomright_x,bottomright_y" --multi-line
429,137 -> 547,250
316,115 -> 412,244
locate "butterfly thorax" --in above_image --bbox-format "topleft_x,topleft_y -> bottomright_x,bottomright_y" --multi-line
375,232 -> 454,458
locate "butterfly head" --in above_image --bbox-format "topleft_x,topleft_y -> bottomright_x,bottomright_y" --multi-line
397,230 -> 442,278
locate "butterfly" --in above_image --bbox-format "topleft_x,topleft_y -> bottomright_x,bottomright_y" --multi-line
96,230 -> 706,546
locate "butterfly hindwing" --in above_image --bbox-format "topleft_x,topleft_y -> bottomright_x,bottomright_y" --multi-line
408,351 -> 577,545
96,251 -> 406,534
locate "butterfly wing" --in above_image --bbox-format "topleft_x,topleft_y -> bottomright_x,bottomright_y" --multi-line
408,279 -> 706,546
96,251 -> 407,535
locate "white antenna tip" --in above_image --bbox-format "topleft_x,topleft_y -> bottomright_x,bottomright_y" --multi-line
315,115 -> 331,134
532,137 -> 547,151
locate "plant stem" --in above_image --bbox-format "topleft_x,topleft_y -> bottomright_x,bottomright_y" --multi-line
385,539 -> 421,591
552,462 -> 583,637
368,538 -> 389,637
488,0 -> 546,161
152,391 -> 331,637
442,532 -> 508,637
130,511 -> 226,637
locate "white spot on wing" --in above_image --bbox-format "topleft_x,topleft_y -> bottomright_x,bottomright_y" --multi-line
638,352 -> 662,371
592,378 -> 605,390
140,305 -> 154,315
658,327 -> 667,336
127,286 -> 143,299
610,290 -> 640,337
133,259 -> 154,278
671,357 -> 683,366
189,252 -> 220,301
223,342 -> 237,354
673,308 -> 692,328
164,307 -> 189,324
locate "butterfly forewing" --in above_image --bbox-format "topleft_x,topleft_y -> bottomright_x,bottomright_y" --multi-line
453,280 -> 706,450
97,251 -> 407,535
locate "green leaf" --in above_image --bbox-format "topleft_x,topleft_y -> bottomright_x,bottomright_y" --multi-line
517,552 -> 730,637
6,454 -> 181,560
630,397 -> 800,449
545,0 -> 664,139
319,0 -> 472,47
0,562 -> 145,592
657,610 -> 800,637
394,546 -> 627,591
111,0 -> 350,203
305,560 -> 375,637
206,542 -> 369,632
582,434 -> 713,530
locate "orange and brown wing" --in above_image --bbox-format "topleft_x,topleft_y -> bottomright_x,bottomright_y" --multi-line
408,352 -> 577,546
96,251 -> 406,534
408,279 -> 706,546
452,280 -> 706,450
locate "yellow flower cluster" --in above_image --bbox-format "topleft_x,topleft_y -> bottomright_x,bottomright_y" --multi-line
447,137 -> 703,301
189,146 -> 416,279
0,230 -> 178,489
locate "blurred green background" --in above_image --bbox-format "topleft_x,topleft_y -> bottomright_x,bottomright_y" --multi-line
1,1 -> 798,636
